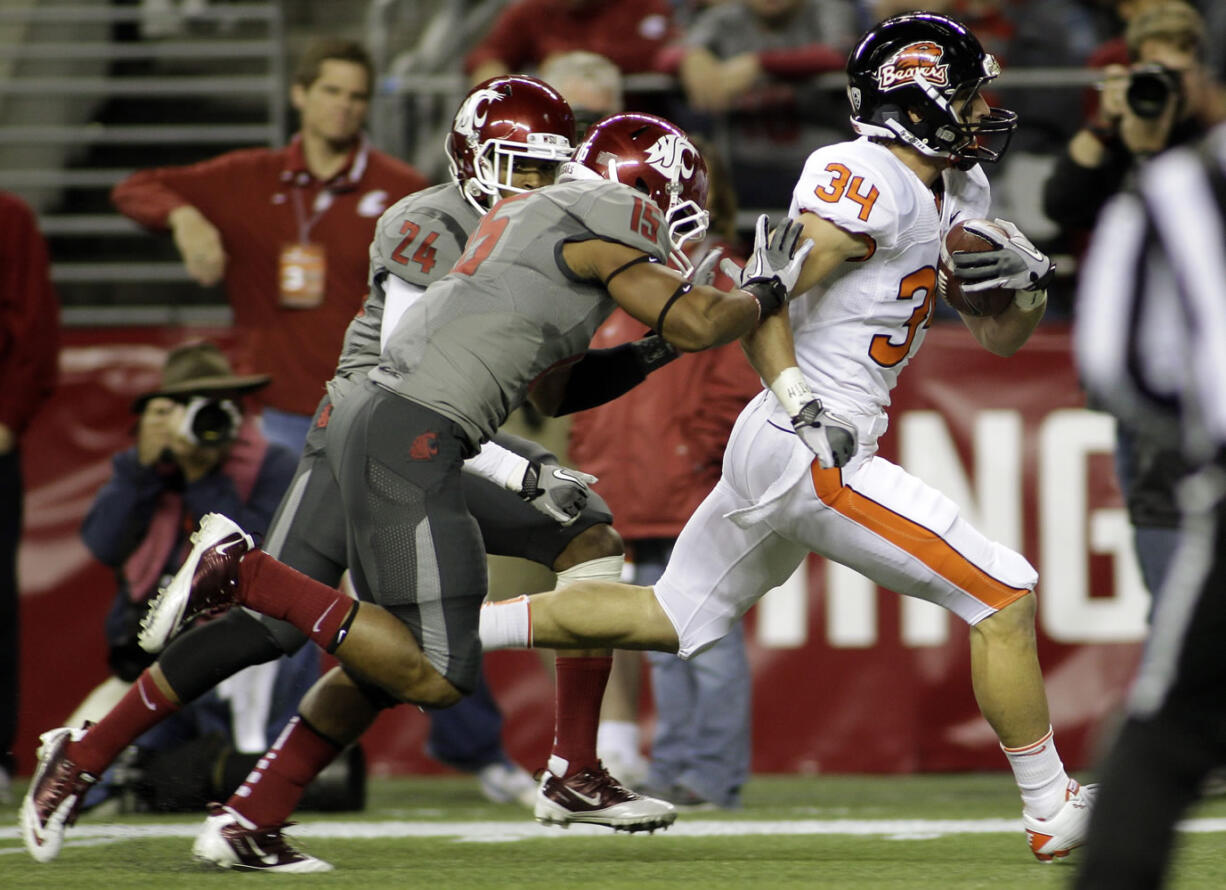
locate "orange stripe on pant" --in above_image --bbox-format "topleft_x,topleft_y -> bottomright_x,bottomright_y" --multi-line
810,463 -> 1029,611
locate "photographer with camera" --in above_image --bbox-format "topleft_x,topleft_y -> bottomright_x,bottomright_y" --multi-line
75,341 -> 311,812
1043,1 -> 1224,626
1043,1 -> 1223,240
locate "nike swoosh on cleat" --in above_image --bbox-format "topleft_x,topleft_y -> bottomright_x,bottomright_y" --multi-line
567,788 -> 606,807
214,538 -> 243,557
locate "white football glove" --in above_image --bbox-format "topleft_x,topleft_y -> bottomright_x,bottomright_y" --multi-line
686,245 -> 724,287
791,398 -> 857,469
720,214 -> 813,315
950,218 -> 1054,295
519,462 -> 598,526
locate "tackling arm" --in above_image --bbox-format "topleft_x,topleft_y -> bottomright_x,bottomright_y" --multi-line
562,239 -> 762,352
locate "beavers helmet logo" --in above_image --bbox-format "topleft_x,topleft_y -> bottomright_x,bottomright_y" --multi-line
877,41 -> 949,91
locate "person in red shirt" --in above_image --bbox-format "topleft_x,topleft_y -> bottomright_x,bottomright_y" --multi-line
112,38 -> 430,448
465,0 -> 676,85
0,190 -> 61,800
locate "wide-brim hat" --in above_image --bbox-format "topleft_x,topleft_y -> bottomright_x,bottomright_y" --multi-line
131,341 -> 270,413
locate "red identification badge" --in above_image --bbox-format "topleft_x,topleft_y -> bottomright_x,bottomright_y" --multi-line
279,242 -> 326,308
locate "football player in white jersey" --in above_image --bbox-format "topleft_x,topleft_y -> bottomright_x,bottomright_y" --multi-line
479,12 -> 1096,862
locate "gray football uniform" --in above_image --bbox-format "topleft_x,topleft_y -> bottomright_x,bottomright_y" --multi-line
326,179 -> 670,689
371,179 -> 672,447
330,183 -> 479,404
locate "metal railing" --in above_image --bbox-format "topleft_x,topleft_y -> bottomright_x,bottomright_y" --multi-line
0,1 -> 285,297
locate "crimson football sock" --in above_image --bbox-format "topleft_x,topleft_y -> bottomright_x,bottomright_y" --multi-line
70,672 -> 179,775
238,550 -> 352,650
228,715 -> 340,827
550,655 -> 612,777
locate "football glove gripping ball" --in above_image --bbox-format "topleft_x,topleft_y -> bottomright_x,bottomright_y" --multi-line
520,462 -> 598,526
792,399 -> 857,469
951,218 -> 1054,294
721,214 -> 814,316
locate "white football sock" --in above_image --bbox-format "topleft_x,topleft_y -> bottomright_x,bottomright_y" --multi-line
479,594 -> 532,650
1001,726 -> 1070,819
597,720 -> 641,761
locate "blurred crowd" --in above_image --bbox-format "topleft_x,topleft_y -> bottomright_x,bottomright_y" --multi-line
440,0 -> 1225,316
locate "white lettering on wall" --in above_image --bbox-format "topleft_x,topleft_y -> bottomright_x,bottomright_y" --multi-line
1038,409 -> 1148,642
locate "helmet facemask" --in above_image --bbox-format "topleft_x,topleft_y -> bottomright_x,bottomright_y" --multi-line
445,76 -> 577,214
663,180 -> 709,276
463,130 -> 574,211
560,113 -> 710,275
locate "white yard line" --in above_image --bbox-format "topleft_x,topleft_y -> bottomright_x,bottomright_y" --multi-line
3,816 -> 1226,854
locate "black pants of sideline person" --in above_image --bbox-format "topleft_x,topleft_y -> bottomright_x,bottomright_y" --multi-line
1076,477 -> 1226,889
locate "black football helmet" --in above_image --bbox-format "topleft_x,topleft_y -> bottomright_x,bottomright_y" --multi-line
846,12 -> 1017,167
558,112 -> 709,273
446,75 -> 576,213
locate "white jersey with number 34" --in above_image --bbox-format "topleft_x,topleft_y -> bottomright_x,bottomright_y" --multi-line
785,136 -> 990,441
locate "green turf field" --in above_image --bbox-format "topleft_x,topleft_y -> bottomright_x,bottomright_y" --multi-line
3,773 -> 1224,888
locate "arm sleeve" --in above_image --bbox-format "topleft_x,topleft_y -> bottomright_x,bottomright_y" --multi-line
463,439 -> 530,491
553,336 -> 683,416
111,151 -> 245,231
0,194 -> 60,436
1042,139 -> 1133,234
80,450 -> 167,566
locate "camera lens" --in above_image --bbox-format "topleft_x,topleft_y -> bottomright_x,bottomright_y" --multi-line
1126,65 -> 1180,120
183,398 -> 238,445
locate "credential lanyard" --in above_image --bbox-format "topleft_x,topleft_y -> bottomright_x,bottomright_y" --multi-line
289,182 -> 335,244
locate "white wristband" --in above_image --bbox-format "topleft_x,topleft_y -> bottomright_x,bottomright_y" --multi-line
769,366 -> 815,417
1013,287 -> 1047,312
464,441 -> 531,492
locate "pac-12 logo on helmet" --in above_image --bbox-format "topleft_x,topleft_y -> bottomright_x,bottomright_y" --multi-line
877,41 -> 949,91
643,133 -> 697,184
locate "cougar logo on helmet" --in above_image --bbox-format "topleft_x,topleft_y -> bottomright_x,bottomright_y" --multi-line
878,41 -> 949,90
644,133 -> 696,183
452,89 -> 499,140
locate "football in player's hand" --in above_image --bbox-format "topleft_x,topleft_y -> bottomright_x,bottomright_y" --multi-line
937,219 -> 1014,318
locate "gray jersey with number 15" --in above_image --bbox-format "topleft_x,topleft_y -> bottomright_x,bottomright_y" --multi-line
370,178 -> 672,448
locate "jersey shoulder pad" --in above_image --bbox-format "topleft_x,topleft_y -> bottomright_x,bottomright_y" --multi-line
550,180 -> 670,263
372,184 -> 477,287
790,138 -> 905,249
